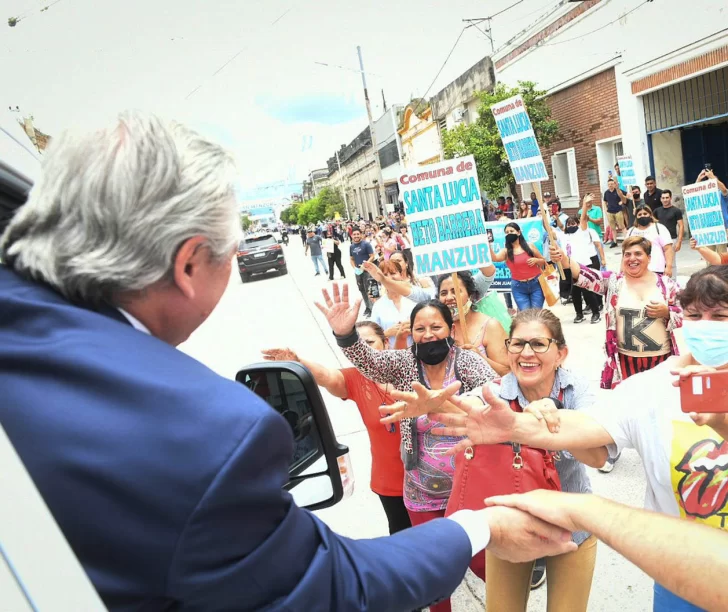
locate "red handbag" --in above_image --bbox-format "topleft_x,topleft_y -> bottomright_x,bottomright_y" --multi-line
444,392 -> 562,580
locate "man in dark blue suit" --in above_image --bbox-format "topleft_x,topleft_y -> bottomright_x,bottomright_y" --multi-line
0,111 -> 575,611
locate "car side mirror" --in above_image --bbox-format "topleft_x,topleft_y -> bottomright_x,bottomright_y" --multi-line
236,362 -> 353,510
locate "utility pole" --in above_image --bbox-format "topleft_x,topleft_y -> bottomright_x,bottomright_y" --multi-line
463,18 -> 495,54
357,46 -> 388,216
335,150 -> 351,220
381,89 -> 388,112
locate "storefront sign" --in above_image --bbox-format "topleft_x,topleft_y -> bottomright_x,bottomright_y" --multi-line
398,155 -> 491,276
682,179 -> 727,246
485,217 -> 548,292
491,95 -> 548,185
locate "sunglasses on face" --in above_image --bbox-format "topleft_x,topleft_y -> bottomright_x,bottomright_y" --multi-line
505,337 -> 559,354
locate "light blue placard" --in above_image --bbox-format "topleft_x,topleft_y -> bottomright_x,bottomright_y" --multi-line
491,95 -> 548,185
683,180 -> 728,247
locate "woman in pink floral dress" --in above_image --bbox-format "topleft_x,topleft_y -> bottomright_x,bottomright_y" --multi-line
554,211 -> 683,389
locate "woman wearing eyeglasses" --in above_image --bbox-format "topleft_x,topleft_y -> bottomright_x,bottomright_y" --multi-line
479,308 -> 606,610
385,308 -> 606,609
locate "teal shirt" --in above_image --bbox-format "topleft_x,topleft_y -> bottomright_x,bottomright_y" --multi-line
587,207 -> 604,239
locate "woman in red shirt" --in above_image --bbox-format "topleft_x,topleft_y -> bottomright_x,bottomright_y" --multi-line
262,321 -> 409,534
489,221 -> 546,311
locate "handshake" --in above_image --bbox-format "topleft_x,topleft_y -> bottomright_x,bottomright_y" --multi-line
476,490 -> 590,563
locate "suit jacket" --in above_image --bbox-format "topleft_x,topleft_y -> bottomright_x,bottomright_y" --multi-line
0,266 -> 473,611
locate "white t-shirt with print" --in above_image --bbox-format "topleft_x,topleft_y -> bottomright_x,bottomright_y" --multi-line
589,358 -> 728,529
558,228 -> 594,266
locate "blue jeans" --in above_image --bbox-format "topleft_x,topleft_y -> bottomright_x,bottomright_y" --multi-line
510,277 -> 544,311
312,254 -> 328,275
654,583 -> 705,611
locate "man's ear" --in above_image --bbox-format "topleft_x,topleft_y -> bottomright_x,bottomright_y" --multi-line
172,236 -> 208,300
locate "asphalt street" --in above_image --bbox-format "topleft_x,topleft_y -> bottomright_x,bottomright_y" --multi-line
179,236 -> 706,612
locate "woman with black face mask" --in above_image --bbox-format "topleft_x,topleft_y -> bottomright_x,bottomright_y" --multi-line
316,283 -> 496,610
489,221 -> 546,311
625,205 -> 675,276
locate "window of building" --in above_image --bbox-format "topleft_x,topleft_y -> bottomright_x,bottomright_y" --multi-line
551,148 -> 579,203
438,118 -> 447,133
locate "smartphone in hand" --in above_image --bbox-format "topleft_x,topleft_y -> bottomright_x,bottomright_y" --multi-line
680,370 -> 728,413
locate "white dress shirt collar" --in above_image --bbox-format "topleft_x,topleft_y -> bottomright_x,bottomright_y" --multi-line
117,308 -> 152,335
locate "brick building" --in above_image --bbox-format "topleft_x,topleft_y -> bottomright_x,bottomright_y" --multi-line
493,0 -> 728,213
537,68 -> 621,208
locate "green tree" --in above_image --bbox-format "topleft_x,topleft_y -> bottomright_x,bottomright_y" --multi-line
318,187 -> 346,220
240,213 -> 252,231
442,81 -> 558,199
280,202 -> 301,225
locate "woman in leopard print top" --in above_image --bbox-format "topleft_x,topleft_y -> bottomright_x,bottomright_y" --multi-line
318,284 -> 495,605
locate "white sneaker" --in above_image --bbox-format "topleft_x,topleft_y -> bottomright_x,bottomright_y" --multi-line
598,460 -> 615,473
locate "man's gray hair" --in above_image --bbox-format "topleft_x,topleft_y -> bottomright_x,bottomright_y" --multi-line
1,111 -> 240,304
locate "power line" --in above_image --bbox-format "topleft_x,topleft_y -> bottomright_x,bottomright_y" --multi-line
418,26 -> 468,102
491,0 -> 526,20
463,0 -> 526,27
539,0 -> 650,47
184,5 -> 295,100
496,0 -> 561,27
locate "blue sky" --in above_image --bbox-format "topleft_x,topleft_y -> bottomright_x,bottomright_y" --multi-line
256,94 -> 365,125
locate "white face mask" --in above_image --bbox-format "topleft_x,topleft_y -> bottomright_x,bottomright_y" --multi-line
682,320 -> 728,367
449,299 -> 472,321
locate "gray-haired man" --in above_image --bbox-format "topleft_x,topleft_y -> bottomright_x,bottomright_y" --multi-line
0,112 -> 574,611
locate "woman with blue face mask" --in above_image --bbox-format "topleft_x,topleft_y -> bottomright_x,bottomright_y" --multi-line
408,264 -> 728,612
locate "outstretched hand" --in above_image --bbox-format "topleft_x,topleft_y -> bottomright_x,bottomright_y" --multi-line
379,381 -> 462,424
362,260 -> 384,283
524,398 -> 561,434
430,385 -> 517,455
262,348 -> 299,362
314,283 -> 362,336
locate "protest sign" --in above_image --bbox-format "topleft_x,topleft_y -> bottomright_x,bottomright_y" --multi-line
322,238 -> 335,254
485,217 -> 548,292
616,155 -> 637,187
398,155 -> 490,277
491,95 -> 548,185
682,179 -> 727,247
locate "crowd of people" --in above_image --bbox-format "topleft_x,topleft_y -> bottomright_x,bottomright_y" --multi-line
4,112 -> 727,612
277,168 -> 728,612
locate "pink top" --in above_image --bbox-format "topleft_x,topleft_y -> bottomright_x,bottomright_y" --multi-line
404,352 -> 462,512
382,238 -> 397,260
507,250 -> 538,281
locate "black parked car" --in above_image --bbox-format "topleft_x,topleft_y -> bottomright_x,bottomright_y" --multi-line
236,234 -> 287,282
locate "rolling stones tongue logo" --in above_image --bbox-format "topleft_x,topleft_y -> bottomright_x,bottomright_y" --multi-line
675,439 -> 728,520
